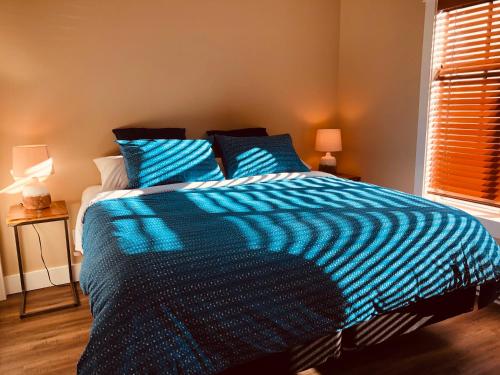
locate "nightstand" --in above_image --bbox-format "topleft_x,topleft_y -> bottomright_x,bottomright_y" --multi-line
6,201 -> 80,318
333,172 -> 361,182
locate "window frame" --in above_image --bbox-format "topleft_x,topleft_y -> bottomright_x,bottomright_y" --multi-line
415,0 -> 500,237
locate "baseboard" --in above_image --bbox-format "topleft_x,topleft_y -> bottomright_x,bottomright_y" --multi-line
3,263 -> 81,295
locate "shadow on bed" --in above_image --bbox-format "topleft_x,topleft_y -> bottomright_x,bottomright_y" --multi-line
142,191 -> 348,367
80,182 -> 351,373
78,173 -> 500,374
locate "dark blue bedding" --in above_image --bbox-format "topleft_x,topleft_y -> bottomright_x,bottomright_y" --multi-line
78,175 -> 500,374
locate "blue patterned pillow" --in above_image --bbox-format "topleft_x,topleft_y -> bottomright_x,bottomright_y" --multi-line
117,139 -> 224,188
216,134 -> 310,179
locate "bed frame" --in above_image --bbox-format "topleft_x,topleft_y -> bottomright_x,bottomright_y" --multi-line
221,281 -> 499,375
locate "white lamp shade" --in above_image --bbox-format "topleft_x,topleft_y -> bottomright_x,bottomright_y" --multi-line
12,145 -> 54,179
315,129 -> 342,152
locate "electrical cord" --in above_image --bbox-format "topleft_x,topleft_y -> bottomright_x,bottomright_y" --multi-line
32,224 -> 64,287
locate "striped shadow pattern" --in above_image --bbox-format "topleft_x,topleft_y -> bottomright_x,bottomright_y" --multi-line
250,284 -> 496,373
343,312 -> 428,350
343,285 -> 477,351
288,331 -> 342,373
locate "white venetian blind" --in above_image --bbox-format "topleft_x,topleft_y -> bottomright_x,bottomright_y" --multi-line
427,0 -> 500,207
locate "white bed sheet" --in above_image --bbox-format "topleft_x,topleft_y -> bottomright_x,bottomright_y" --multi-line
74,185 -> 102,252
75,171 -> 333,253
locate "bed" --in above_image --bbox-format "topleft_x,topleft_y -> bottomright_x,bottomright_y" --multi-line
76,171 -> 500,374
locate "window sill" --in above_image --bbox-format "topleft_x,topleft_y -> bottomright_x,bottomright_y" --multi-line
425,194 -> 500,239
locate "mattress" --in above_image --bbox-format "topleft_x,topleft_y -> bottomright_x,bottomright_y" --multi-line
77,172 -> 500,374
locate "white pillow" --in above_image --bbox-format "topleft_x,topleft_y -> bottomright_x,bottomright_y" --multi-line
93,156 -> 129,191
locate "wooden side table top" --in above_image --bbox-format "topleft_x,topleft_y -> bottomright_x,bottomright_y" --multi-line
6,201 -> 69,227
334,172 -> 361,181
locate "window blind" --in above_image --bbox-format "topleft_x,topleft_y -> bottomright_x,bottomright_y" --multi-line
438,0 -> 490,12
427,0 -> 500,207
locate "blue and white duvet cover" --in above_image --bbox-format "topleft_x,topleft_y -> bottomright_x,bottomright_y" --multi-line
78,172 -> 500,374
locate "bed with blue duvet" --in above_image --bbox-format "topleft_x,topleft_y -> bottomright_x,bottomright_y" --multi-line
78,171 -> 500,374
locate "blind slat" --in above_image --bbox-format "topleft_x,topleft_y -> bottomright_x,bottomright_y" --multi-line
429,183 -> 500,196
431,166 -> 500,178
435,92 -> 500,99
442,45 -> 500,59
434,119 -> 500,124
429,180 -> 500,194
434,77 -> 500,85
431,145 -> 500,156
437,10 -> 500,29
432,84 -> 500,92
433,128 -> 500,135
434,29 -> 500,47
431,147 -> 500,157
438,0 -> 493,12
430,164 -> 500,174
436,98 -> 500,104
429,185 -> 500,198
431,134 -> 500,142
441,23 -> 500,38
434,110 -> 500,116
436,70 -> 500,80
442,55 -> 500,69
430,178 -> 500,192
442,51 -> 500,64
427,190 -> 500,207
433,117 -> 500,123
439,14 -> 500,32
439,62 -> 500,75
432,104 -> 500,110
431,152 -> 500,164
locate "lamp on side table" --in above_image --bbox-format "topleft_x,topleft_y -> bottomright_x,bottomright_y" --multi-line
315,129 -> 342,174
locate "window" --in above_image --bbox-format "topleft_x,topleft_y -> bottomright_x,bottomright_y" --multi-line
425,0 -> 500,207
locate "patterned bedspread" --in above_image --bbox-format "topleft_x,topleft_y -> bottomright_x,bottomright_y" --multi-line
78,175 -> 500,374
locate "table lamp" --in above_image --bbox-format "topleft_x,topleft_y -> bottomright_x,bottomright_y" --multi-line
315,129 -> 342,173
11,145 -> 54,210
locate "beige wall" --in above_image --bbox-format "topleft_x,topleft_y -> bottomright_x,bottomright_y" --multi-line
0,0 -> 341,276
337,0 -> 425,193
2,0 -> 493,287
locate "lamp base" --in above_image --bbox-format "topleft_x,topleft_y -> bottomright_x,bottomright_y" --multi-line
22,178 -> 52,210
318,152 -> 337,174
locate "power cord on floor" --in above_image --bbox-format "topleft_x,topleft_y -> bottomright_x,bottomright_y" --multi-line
32,224 -> 65,287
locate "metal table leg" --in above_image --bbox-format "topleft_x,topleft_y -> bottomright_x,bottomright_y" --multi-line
64,219 -> 80,306
14,225 -> 27,317
14,220 -> 81,319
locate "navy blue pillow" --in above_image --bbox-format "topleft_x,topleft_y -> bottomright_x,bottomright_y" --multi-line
117,139 -> 224,188
216,134 -> 310,179
206,127 -> 269,157
113,127 -> 186,140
